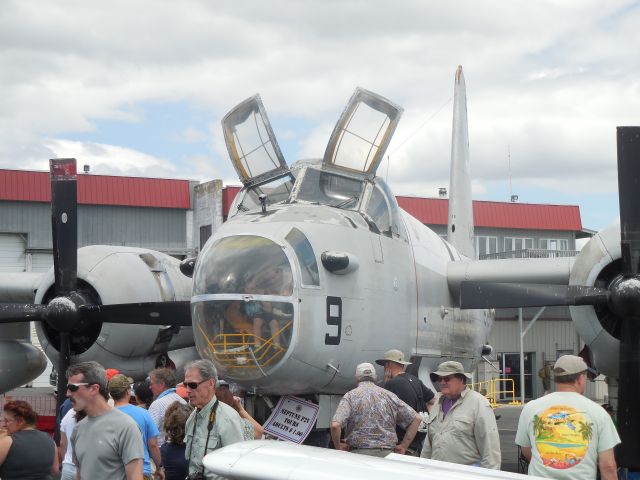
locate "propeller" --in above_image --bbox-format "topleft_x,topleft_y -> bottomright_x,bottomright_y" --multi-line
459,127 -> 640,469
1,159 -> 192,416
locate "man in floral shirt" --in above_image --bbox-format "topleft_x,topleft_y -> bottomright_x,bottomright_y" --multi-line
330,362 -> 421,457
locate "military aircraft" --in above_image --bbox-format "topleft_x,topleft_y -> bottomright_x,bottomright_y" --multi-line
186,68 -> 494,404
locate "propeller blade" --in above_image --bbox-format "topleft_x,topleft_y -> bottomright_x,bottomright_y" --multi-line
78,301 -> 192,327
50,159 -> 78,296
617,127 -> 640,276
615,126 -> 640,469
459,282 -> 609,309
56,331 -> 70,416
0,303 -> 47,323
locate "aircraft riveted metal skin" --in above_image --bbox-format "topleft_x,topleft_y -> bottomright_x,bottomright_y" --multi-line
190,84 -> 493,396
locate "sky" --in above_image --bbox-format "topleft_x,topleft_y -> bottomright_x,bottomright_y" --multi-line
1,1 -> 639,231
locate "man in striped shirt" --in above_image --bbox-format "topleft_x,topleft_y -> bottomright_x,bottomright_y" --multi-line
148,368 -> 187,447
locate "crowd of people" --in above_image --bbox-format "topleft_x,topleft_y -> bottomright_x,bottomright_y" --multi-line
331,352 -> 620,480
0,352 -> 622,480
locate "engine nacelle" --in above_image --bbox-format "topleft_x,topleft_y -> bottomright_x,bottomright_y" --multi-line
34,245 -> 196,380
569,223 -> 621,378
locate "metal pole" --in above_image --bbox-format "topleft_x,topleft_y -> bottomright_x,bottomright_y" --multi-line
519,308 -> 525,404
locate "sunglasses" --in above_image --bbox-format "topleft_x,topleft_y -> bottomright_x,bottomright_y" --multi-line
438,376 -> 454,383
67,382 -> 92,392
183,379 -> 208,390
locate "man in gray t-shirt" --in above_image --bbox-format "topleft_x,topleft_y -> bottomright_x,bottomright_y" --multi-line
67,361 -> 144,480
72,408 -> 145,480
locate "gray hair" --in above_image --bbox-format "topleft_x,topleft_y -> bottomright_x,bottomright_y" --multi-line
150,368 -> 177,388
184,359 -> 217,382
357,375 -> 377,383
66,361 -> 107,397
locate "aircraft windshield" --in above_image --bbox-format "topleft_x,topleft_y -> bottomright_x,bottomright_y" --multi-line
292,166 -> 364,209
192,235 -> 294,379
194,235 -> 293,296
232,175 -> 294,215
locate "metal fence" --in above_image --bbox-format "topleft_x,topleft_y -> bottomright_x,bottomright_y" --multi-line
0,391 -> 57,416
479,249 -> 579,260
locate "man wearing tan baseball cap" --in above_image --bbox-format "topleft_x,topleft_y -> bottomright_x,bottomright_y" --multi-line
516,355 -> 620,480
421,360 -> 501,469
376,349 -> 434,456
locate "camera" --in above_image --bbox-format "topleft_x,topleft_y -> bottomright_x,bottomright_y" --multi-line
185,473 -> 206,480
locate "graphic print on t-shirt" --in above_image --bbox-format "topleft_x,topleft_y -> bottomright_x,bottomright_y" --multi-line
532,404 -> 593,470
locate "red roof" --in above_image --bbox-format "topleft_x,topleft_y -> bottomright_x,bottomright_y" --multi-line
0,169 -> 191,209
220,187 -> 581,231
396,196 -> 582,231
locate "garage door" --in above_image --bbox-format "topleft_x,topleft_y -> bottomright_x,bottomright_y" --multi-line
29,252 -> 54,272
0,233 -> 26,271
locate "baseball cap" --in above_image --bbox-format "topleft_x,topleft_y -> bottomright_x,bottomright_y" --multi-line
355,362 -> 377,380
430,361 -> 472,382
375,349 -> 411,366
108,373 -> 134,394
553,355 -> 588,377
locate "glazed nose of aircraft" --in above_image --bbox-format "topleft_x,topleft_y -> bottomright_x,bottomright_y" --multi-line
191,235 -> 295,380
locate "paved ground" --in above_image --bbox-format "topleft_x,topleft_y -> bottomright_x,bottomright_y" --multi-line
495,404 -> 526,474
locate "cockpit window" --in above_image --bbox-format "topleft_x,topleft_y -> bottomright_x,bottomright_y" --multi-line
364,185 -> 392,236
285,228 -> 320,287
194,235 -> 293,297
292,166 -> 364,210
231,175 -> 294,216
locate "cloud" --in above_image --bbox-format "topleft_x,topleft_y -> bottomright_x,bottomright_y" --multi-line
1,0 -> 638,229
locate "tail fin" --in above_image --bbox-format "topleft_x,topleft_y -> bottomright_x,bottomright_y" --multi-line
447,65 -> 475,258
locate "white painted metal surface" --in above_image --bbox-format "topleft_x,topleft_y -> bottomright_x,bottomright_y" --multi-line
203,440 -> 539,480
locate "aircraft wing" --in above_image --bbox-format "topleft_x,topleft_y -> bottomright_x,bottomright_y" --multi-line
447,256 -> 575,301
0,272 -> 44,302
0,272 -> 48,391
203,440 -> 538,480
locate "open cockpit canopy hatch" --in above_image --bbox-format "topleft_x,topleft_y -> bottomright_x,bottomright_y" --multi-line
222,94 -> 292,188
323,87 -> 403,177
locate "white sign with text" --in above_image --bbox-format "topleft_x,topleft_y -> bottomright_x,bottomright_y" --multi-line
263,395 -> 319,443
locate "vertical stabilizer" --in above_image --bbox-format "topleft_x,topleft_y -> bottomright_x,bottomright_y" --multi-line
447,65 -> 475,258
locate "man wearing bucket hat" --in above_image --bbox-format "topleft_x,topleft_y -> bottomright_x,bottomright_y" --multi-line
420,360 -> 501,469
376,349 -> 435,456
331,362 -> 422,457
515,355 -> 619,479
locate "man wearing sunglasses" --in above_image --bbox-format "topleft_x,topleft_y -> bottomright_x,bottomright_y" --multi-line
420,361 -> 501,469
183,359 -> 244,478
67,361 -> 145,480
515,355 -> 620,480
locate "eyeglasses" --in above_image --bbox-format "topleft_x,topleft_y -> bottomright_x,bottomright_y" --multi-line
182,379 -> 208,390
438,376 -> 454,383
67,382 -> 91,392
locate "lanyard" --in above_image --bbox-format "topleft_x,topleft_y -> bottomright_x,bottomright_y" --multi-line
187,399 -> 219,473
